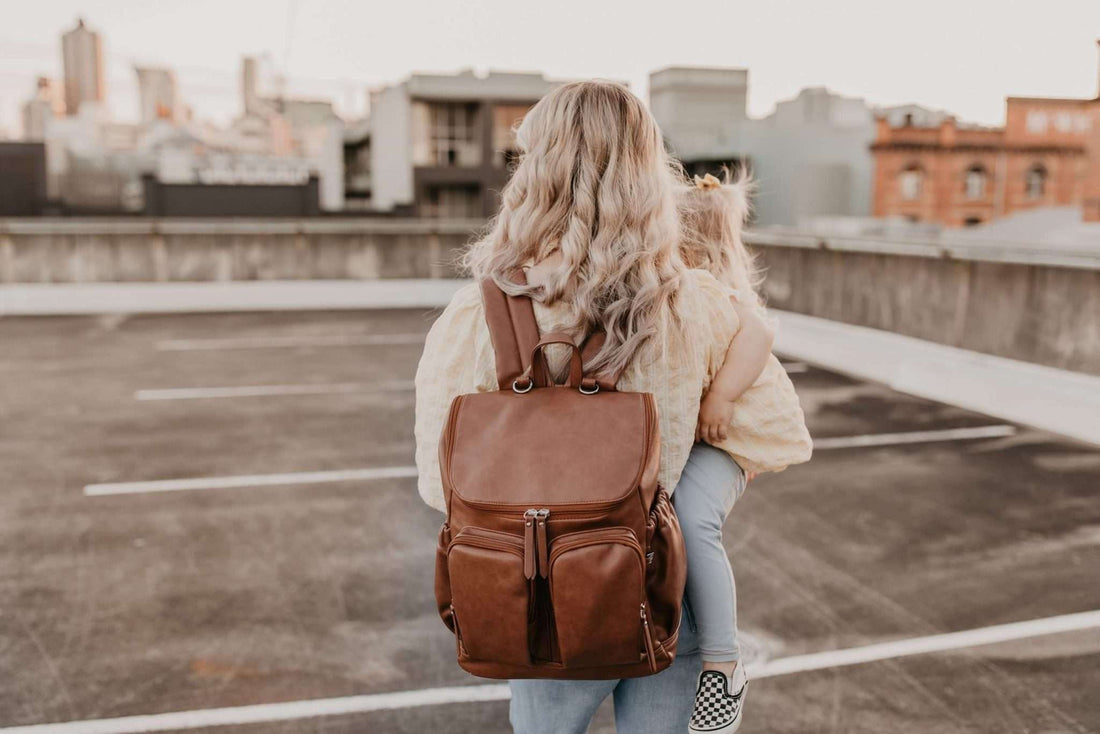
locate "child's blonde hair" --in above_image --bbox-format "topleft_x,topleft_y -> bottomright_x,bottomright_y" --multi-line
677,169 -> 762,307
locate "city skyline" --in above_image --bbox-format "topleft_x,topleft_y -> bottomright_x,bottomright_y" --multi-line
2,0 -> 1100,136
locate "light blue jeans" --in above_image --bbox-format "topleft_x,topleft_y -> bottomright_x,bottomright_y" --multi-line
674,443 -> 746,663
509,615 -> 703,734
509,444 -> 745,733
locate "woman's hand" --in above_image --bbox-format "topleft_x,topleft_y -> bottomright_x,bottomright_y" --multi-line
696,390 -> 736,446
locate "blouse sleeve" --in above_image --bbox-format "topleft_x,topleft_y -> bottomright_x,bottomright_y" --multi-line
413,283 -> 497,513
689,270 -> 742,388
691,270 -> 813,474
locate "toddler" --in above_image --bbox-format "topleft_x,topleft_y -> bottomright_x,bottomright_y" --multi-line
676,172 -> 811,733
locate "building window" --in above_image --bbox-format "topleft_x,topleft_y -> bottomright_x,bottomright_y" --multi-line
1025,164 -> 1047,200
964,165 -> 987,200
899,166 -> 922,201
413,102 -> 481,167
492,104 -> 533,168
964,216 -> 983,227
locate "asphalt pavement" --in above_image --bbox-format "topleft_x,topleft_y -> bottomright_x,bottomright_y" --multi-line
1,309 -> 1098,733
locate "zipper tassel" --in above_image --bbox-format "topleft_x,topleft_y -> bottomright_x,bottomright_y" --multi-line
641,602 -> 658,673
523,509 -> 537,579
536,509 -> 551,578
451,603 -> 468,657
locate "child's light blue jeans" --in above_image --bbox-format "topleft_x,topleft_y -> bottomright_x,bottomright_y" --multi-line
673,442 -> 746,663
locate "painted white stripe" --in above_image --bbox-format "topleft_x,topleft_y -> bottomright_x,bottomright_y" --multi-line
751,608 -> 1100,679
813,424 -> 1015,450
134,381 -> 414,401
156,334 -> 425,351
782,362 -> 809,374
0,684 -> 511,734
83,425 -> 1017,496
83,467 -> 418,497
5,610 -> 1098,733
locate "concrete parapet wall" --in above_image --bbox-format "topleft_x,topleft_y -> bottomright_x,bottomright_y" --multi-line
2,218 -> 1097,375
748,232 -> 1100,376
0,219 -> 480,283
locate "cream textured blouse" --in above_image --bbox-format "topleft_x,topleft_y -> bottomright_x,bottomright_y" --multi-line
414,269 -> 812,513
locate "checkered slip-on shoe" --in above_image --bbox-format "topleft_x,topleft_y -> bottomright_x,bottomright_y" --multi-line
688,665 -> 748,733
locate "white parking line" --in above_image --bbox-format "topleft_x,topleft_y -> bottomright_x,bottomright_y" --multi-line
5,609 -> 1098,733
135,381 -> 414,401
750,608 -> 1100,679
82,425 -> 1020,497
156,333 -> 426,351
83,467 -> 418,497
812,424 -> 1015,450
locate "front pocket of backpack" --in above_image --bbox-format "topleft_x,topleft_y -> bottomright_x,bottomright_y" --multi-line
548,528 -> 646,668
447,528 -> 530,665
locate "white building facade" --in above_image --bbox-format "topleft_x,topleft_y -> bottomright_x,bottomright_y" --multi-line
649,66 -> 879,227
135,67 -> 181,124
368,70 -> 565,217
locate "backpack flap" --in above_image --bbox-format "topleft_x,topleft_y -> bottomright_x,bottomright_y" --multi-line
442,387 -> 656,508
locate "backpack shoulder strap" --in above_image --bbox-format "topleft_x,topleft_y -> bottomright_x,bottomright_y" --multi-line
480,270 -> 541,390
579,331 -> 625,392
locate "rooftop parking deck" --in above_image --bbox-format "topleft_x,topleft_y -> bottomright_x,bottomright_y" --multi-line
1,308 -> 1099,733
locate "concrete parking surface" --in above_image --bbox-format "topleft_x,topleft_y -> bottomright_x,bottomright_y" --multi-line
1,309 -> 1098,733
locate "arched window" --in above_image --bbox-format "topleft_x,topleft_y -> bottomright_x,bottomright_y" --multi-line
964,164 -> 987,200
1025,164 -> 1047,200
899,165 -> 923,201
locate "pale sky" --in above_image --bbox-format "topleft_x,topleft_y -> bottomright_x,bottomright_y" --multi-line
2,0 -> 1099,135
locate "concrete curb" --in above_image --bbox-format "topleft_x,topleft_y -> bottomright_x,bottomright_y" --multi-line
0,280 -> 470,315
773,310 -> 1100,447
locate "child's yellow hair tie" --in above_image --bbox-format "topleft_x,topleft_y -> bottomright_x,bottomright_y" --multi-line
693,173 -> 722,190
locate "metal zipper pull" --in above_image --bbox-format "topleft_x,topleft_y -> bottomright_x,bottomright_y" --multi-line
523,509 -> 537,579
641,602 -> 657,672
536,509 -> 551,578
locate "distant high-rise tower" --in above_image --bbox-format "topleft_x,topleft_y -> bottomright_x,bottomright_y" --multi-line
61,18 -> 105,115
241,57 -> 261,116
135,66 -> 180,123
21,76 -> 65,140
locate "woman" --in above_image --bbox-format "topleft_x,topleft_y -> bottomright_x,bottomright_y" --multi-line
415,81 -> 752,733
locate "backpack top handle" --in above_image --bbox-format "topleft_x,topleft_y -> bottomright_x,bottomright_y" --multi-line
528,332 -> 584,389
480,272 -> 624,394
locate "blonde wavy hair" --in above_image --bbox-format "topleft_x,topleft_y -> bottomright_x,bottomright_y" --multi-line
463,80 -> 685,377
677,169 -> 762,307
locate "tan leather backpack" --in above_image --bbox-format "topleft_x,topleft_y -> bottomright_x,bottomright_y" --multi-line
433,275 -> 687,680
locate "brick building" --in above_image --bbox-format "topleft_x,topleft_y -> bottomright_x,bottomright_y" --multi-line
872,46 -> 1100,227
